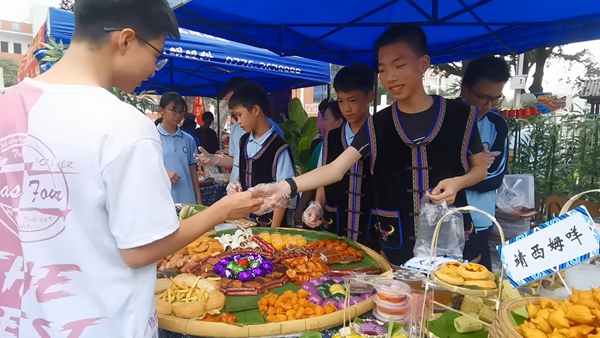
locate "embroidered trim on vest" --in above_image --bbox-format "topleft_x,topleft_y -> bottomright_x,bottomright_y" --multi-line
367,117 -> 377,175
460,105 -> 478,171
392,96 -> 447,145
341,124 -> 349,149
272,145 -> 290,180
244,132 -> 278,187
346,160 -> 363,241
322,130 -> 330,164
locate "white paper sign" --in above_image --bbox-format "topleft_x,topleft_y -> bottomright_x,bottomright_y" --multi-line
498,206 -> 600,287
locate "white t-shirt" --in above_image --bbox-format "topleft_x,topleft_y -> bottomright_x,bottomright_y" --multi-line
0,78 -> 180,338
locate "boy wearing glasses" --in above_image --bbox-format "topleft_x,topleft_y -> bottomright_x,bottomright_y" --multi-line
158,92 -> 203,205
460,56 -> 511,270
0,0 -> 262,336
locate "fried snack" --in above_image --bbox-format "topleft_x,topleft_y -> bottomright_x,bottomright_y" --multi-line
457,263 -> 489,280
156,298 -> 173,316
521,325 -> 550,338
565,305 -> 596,325
464,280 -> 497,290
548,308 -> 570,329
548,328 -> 566,338
258,289 -> 335,322
155,278 -> 173,294
439,261 -> 462,274
205,291 -> 226,311
531,316 -> 553,334
172,302 -> 208,319
540,297 -> 560,309
435,270 -> 465,286
528,303 -> 541,318
486,271 -> 495,281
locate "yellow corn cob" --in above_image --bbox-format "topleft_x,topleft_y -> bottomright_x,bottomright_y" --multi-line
460,296 -> 484,314
479,306 -> 497,324
454,314 -> 483,333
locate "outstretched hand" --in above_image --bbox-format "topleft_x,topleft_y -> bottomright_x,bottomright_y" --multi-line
215,191 -> 263,221
249,181 -> 292,215
425,177 -> 463,205
302,201 -> 323,228
194,147 -> 220,166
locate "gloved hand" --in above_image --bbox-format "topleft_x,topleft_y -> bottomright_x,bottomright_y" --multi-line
248,181 -> 293,216
226,181 -> 242,195
302,201 -> 323,228
194,147 -> 221,166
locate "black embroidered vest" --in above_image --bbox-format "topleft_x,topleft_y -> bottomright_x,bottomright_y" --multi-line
367,97 -> 476,266
239,132 -> 293,226
322,125 -> 379,252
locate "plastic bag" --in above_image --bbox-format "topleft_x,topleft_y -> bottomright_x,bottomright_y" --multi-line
413,196 -> 465,259
496,175 -> 535,214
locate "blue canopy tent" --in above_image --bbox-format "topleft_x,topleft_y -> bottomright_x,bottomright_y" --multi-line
45,7 -> 331,97
172,0 -> 600,66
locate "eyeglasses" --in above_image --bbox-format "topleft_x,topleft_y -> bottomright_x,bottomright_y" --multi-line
103,27 -> 168,72
165,107 -> 186,115
468,88 -> 505,106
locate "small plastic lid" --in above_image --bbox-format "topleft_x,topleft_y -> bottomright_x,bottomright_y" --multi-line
374,279 -> 412,300
393,268 -> 426,281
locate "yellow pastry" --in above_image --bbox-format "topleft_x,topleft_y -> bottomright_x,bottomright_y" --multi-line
439,261 -> 462,274
435,269 -> 465,286
457,263 -> 489,280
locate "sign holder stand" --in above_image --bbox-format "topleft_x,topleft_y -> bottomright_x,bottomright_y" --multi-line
421,206 -> 507,335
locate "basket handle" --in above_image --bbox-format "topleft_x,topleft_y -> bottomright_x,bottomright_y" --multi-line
559,189 -> 600,215
428,206 -> 506,308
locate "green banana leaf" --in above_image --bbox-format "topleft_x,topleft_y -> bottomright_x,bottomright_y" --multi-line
213,227 -> 382,324
427,312 -> 487,338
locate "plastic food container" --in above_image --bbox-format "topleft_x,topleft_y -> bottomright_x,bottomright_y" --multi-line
393,268 -> 426,290
372,306 -> 408,323
374,279 -> 412,304
342,275 -> 377,294
374,294 -> 411,316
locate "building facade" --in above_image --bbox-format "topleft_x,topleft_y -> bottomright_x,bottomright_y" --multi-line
0,19 -> 33,62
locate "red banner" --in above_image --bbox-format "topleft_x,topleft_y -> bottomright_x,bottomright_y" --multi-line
18,23 -> 47,82
193,97 -> 204,126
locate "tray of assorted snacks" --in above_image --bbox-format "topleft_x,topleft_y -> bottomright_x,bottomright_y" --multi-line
155,227 -> 391,337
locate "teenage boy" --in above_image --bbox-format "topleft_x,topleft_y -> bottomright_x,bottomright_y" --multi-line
193,112 -> 220,153
196,77 -> 284,182
250,24 -> 488,268
230,82 -> 295,227
0,0 -> 261,336
303,64 -> 379,252
460,56 -> 511,270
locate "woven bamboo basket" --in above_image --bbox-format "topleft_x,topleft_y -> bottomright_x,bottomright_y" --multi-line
158,228 -> 391,337
488,297 -> 541,338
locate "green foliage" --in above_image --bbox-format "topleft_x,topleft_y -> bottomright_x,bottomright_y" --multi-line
508,113 -> 600,204
278,98 -> 319,173
59,0 -> 74,11
0,57 -> 18,87
40,40 -> 68,63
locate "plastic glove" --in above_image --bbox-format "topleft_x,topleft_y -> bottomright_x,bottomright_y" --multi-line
194,147 -> 220,166
226,181 -> 242,195
248,181 -> 292,216
482,149 -> 501,168
302,201 -> 323,228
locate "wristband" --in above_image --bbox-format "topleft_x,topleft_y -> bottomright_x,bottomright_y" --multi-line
285,178 -> 297,199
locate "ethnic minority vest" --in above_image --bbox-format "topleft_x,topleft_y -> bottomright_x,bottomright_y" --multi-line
239,132 -> 293,226
322,125 -> 380,252
367,97 -> 477,266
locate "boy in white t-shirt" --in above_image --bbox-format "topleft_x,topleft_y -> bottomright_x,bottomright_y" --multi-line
0,0 -> 262,337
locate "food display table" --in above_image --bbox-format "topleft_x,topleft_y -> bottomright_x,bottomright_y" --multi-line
155,227 -> 391,338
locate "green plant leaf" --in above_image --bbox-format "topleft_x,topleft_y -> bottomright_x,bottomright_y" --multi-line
298,136 -> 313,152
298,148 -> 312,166
509,306 -> 529,327
301,116 -> 318,139
427,312 -> 487,338
288,98 -> 307,127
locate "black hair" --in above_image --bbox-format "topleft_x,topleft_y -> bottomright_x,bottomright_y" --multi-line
219,76 -> 250,99
72,0 -> 180,45
184,112 -> 196,121
154,117 -> 163,126
333,64 -> 375,95
320,101 -> 346,122
159,92 -> 187,112
203,112 -> 215,121
462,56 -> 511,88
181,119 -> 196,132
228,82 -> 270,118
318,99 -> 330,114
374,24 -> 428,61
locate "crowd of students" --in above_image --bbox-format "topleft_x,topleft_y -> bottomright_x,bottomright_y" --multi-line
0,0 -> 511,336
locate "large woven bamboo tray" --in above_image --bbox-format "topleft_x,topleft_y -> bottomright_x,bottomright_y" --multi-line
158,227 -> 391,337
